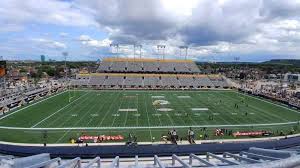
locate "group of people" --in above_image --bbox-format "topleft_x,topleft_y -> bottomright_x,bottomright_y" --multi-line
126,133 -> 138,146
161,127 -> 196,144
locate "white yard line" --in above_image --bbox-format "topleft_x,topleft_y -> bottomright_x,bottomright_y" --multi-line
31,92 -> 89,128
144,94 -> 153,140
44,92 -> 91,127
55,93 -> 101,143
151,91 -> 163,126
124,97 -> 132,126
0,91 -> 67,121
112,92 -> 125,127
136,94 -> 139,126
1,120 -> 299,130
97,92 -> 121,127
215,92 -> 254,124
85,92 -> 112,127
176,96 -> 197,125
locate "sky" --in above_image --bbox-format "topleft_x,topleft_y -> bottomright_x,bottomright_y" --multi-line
1,0 -> 300,62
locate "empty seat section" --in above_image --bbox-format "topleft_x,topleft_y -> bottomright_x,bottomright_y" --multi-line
144,77 -> 162,87
143,62 -> 159,72
89,76 -> 105,85
178,77 -> 196,87
194,77 -> 214,87
161,77 -> 180,87
159,62 -> 174,73
70,79 -> 89,86
186,62 -> 201,73
127,62 -> 142,72
110,62 -> 127,72
123,77 -> 143,87
103,76 -> 124,86
173,62 -> 190,73
98,61 -> 112,72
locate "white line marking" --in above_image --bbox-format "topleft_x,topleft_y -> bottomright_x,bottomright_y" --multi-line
31,92 -> 88,128
118,108 -> 137,112
177,96 -> 191,98
157,108 -> 174,112
151,96 -> 165,99
1,121 -> 299,130
0,91 -> 67,121
191,108 -> 209,111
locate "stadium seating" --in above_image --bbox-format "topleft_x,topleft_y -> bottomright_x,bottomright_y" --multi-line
143,76 -> 162,88
178,77 -> 196,88
72,58 -> 230,89
110,61 -> 127,72
1,147 -> 300,168
97,58 -> 201,74
97,61 -> 112,72
123,77 -> 143,88
103,76 -> 124,86
143,62 -> 159,72
71,74 -> 230,89
89,76 -> 105,86
127,62 -> 142,72
0,86 -> 60,112
161,76 -> 180,88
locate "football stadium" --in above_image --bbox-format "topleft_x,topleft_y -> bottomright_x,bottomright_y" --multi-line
1,57 -> 300,168
2,0 -> 300,167
1,58 -> 300,145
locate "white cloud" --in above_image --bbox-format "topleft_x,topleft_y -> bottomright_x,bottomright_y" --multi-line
1,0 -> 300,61
0,0 -> 96,32
60,32 -> 68,38
79,35 -> 92,41
79,35 -> 111,48
32,38 -> 66,49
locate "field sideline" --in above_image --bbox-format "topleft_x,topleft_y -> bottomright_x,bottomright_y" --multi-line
0,89 -> 300,143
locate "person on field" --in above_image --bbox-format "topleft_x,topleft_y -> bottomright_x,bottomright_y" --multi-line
188,127 -> 195,144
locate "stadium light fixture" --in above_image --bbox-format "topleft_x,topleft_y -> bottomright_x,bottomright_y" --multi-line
134,44 -> 142,59
110,44 -> 120,58
62,52 -> 68,79
179,46 -> 188,60
157,45 -> 166,60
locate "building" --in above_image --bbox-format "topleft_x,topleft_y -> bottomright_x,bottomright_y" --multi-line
284,73 -> 300,83
40,55 -> 46,62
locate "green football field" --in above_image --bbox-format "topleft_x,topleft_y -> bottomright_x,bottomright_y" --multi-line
1,89 -> 300,143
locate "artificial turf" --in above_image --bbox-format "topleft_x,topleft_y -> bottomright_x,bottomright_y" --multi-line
0,89 -> 300,143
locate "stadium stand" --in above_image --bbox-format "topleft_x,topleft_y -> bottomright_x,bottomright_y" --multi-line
161,76 -> 180,88
71,74 -> 229,89
97,58 -> 201,74
123,77 -> 143,88
143,76 -> 162,88
72,58 -> 229,89
89,76 -> 105,86
0,85 -> 63,114
103,76 -> 124,87
1,147 -> 300,168
143,62 -> 159,72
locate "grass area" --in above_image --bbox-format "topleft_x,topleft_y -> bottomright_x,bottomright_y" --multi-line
0,90 -> 300,143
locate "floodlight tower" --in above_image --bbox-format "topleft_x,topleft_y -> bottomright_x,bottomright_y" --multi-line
62,51 -> 71,102
110,44 -> 120,58
157,45 -> 166,60
179,46 -> 188,60
134,44 -> 142,59
62,52 -> 68,80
